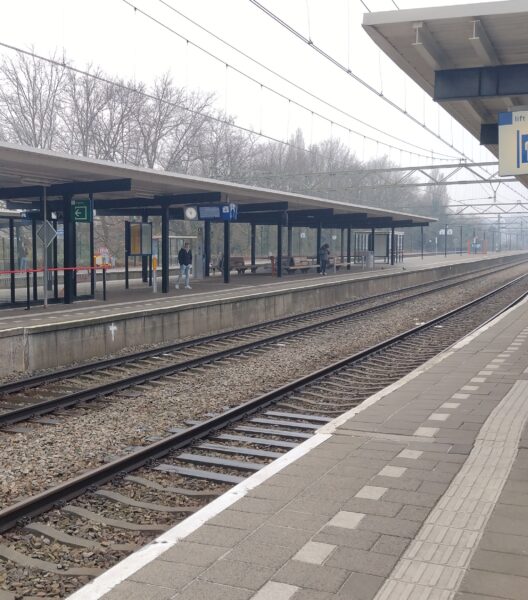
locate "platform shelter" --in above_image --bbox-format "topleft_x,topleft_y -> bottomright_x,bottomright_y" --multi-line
0,142 -> 434,306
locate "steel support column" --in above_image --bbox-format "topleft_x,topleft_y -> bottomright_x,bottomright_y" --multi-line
250,223 -> 256,270
161,202 -> 170,293
141,212 -> 148,283
63,195 -> 74,304
287,225 -> 292,259
9,218 -> 15,304
421,225 -> 424,259
277,222 -> 283,278
346,227 -> 351,270
223,221 -> 230,284
391,226 -> 395,266
89,193 -> 95,297
444,224 -> 448,257
316,225 -> 322,273
204,221 -> 211,277
31,218 -> 37,300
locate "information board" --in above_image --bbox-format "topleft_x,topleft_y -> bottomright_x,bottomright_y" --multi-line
498,110 -> 528,176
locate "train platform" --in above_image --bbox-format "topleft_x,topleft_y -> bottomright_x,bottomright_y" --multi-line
0,251 -> 524,377
0,252 -> 518,329
68,261 -> 528,600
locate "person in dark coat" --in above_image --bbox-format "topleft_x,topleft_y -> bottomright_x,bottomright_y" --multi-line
319,243 -> 330,275
176,242 -> 192,289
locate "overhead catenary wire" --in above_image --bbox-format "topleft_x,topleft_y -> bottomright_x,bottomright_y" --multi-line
247,0 -> 528,201
146,0 -> 460,161
0,41 -> 327,161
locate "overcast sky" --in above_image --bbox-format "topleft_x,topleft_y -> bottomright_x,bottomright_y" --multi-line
0,0 -> 523,211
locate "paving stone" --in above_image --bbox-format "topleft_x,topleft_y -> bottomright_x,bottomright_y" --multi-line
160,541 -> 227,567
232,496 -> 288,514
397,505 -> 431,522
350,448 -> 403,461
459,568 -> 528,600
355,486 -> 388,500
313,527 -> 379,551
130,560 -> 202,589
293,541 -> 336,565
383,489 -> 439,508
245,525 -> 313,549
336,572 -> 385,600
397,449 -> 423,460
487,504 -> 528,536
173,581 -> 252,600
498,490 -> 528,506
370,534 -> 411,557
391,457 -> 437,470
185,524 -> 249,548
417,480 -> 450,495
251,483 -> 304,502
369,475 -> 421,491
209,509 -> 268,530
226,540 -> 295,568
201,559 -> 275,590
454,593 -> 505,600
269,509 -> 331,531
291,590 -> 334,600
479,531 -> 528,555
252,582 -> 299,600
357,515 -> 420,538
471,548 -> 528,578
327,511 -> 365,529
326,546 -> 398,576
102,581 -> 175,600
402,468 -> 453,483
342,498 -> 402,518
274,560 -> 350,593
287,498 -> 344,516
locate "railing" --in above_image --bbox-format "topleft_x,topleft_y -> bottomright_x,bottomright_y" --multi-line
0,266 -> 110,310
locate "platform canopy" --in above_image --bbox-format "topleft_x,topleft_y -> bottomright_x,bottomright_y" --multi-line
363,0 -> 528,185
0,142 -> 433,229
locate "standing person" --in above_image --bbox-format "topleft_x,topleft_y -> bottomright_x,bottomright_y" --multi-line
176,242 -> 192,289
319,243 -> 330,275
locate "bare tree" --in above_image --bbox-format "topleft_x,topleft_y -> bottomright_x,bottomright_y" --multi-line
0,50 -> 66,149
61,66 -> 108,157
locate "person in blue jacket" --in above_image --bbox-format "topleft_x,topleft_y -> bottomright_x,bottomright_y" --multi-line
176,242 -> 192,289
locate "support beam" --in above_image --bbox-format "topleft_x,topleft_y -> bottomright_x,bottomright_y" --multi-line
413,21 -> 449,70
238,202 -> 288,213
277,222 -> 283,278
155,192 -> 221,205
469,19 -> 499,66
435,63 -> 528,101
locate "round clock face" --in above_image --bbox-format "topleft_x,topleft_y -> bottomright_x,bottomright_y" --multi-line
185,206 -> 198,220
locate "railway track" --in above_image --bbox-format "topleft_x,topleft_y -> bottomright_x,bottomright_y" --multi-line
0,259 -> 525,428
0,271 -> 527,599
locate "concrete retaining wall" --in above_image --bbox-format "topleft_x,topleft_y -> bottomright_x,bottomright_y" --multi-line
0,253 -> 526,376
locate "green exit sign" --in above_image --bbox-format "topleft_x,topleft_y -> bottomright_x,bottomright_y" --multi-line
72,199 -> 92,223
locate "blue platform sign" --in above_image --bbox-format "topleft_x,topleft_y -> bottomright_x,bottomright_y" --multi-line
498,110 -> 528,176
222,203 -> 238,222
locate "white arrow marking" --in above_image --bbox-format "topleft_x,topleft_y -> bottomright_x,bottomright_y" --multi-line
109,323 -> 117,342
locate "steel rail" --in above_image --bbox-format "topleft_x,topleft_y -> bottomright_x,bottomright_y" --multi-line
0,273 -> 526,533
0,258 -> 523,397
0,264 -> 524,427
